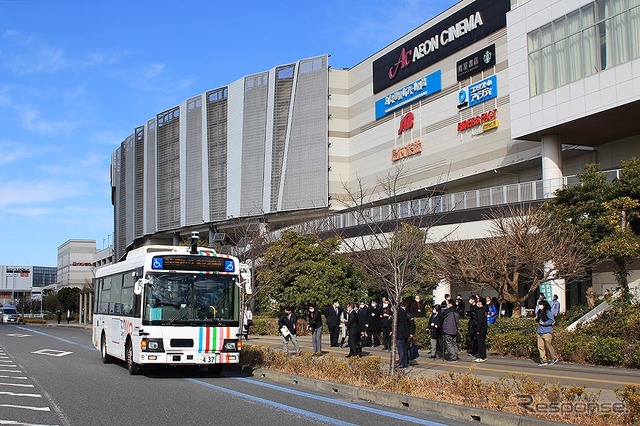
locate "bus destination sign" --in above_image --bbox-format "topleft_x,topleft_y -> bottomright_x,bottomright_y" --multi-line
151,255 -> 235,273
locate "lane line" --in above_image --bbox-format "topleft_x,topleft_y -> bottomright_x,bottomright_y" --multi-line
232,377 -> 448,426
0,404 -> 50,412
14,327 -> 96,352
187,378 -> 357,426
0,383 -> 34,388
0,376 -> 27,380
0,391 -> 42,398
0,420 -> 59,426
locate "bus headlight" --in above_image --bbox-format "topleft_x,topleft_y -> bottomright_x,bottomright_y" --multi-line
141,338 -> 164,352
222,340 -> 238,351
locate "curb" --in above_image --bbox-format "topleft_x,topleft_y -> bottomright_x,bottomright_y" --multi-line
250,368 -> 569,426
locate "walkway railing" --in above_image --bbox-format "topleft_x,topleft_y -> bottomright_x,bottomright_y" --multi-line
275,169 -> 621,237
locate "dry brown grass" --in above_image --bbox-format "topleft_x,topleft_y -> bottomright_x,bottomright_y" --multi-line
241,345 -> 639,426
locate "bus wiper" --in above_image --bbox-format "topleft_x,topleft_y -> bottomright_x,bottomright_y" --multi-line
168,305 -> 190,325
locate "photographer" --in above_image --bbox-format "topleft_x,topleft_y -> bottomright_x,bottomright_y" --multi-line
536,300 -> 558,366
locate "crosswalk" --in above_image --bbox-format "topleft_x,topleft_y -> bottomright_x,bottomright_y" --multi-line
0,345 -> 62,426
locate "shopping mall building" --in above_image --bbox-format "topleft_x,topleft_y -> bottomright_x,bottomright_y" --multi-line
110,0 -> 640,309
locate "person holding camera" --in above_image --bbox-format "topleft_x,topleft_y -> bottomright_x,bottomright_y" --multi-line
536,300 -> 558,366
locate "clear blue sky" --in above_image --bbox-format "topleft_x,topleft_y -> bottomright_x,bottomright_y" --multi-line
0,0 -> 458,267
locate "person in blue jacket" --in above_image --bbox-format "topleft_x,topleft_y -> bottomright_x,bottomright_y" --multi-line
536,300 -> 558,366
485,296 -> 498,324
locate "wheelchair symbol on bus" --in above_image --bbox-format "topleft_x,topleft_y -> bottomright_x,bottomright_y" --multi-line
224,260 -> 234,272
152,258 -> 164,269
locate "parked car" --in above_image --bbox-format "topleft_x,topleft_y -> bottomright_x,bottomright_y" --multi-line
0,305 -> 21,324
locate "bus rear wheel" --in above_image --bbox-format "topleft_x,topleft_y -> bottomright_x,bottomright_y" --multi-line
126,341 -> 142,375
207,365 -> 223,376
101,334 -> 112,364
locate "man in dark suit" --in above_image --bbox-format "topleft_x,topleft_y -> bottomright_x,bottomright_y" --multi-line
345,304 -> 361,357
323,300 -> 342,347
395,302 -> 413,368
367,300 -> 382,347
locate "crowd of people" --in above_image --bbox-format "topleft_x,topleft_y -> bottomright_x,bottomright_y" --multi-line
268,292 -> 559,367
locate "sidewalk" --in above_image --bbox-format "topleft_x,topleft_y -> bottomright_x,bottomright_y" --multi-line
245,334 -> 640,402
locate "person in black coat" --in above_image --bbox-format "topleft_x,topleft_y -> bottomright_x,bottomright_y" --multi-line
395,302 -> 413,368
357,301 -> 370,347
367,300 -> 382,347
472,298 -> 488,362
466,296 -> 478,355
380,299 -> 392,350
428,305 -> 442,358
345,304 -> 361,357
323,300 -> 342,347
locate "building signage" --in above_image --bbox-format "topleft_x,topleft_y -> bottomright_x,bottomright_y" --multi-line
392,140 -> 422,161
457,108 -> 497,131
456,44 -> 495,81
457,75 -> 497,110
375,70 -> 441,120
397,112 -> 415,135
372,0 -> 510,94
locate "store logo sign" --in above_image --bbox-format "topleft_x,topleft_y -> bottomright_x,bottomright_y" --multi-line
457,75 -> 497,110
397,112 -> 414,135
375,70 -> 441,120
456,44 -> 496,81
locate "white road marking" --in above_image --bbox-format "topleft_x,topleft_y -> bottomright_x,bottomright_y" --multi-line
0,421 -> 59,426
0,383 -> 34,388
30,350 -> 72,358
0,391 -> 42,398
0,376 -> 27,380
0,404 -> 50,412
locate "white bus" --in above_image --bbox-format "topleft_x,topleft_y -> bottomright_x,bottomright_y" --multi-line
92,232 -> 250,375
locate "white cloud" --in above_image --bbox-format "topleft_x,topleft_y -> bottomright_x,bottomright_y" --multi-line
0,179 -> 87,209
0,141 -> 30,165
18,106 -> 79,135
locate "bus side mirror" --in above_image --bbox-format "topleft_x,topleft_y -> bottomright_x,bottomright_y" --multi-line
134,279 -> 149,295
239,264 -> 252,295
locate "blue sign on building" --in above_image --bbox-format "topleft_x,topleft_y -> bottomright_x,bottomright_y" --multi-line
457,75 -> 498,110
375,70 -> 442,120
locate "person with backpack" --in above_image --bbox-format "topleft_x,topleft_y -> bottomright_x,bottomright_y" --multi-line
536,300 -> 558,366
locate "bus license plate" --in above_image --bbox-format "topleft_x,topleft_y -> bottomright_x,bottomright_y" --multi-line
200,355 -> 216,363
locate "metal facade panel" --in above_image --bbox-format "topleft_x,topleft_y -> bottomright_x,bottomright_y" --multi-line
240,72 -> 268,216
206,88 -> 228,222
226,79 -> 244,218
114,145 -> 126,261
134,126 -> 144,238
270,65 -> 295,211
156,107 -> 181,231
144,119 -> 157,235
185,96 -> 203,226
280,55 -> 328,211
124,134 -> 135,248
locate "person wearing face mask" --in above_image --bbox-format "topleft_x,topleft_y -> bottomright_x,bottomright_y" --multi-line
409,295 -> 426,318
428,304 -> 442,359
358,301 -> 370,347
324,300 -> 342,347
345,304 -> 361,357
368,300 -> 382,347
308,303 -> 323,355
380,297 -> 392,350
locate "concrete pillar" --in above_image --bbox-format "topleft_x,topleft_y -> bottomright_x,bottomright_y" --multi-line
541,135 -> 563,198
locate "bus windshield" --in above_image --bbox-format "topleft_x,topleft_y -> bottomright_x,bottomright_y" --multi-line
142,273 -> 237,325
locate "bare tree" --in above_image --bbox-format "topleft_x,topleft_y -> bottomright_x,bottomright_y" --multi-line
330,167 -> 440,374
436,204 -> 588,317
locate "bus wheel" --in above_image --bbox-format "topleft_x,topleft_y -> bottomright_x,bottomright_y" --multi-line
101,334 -> 112,364
126,341 -> 142,375
207,365 -> 223,376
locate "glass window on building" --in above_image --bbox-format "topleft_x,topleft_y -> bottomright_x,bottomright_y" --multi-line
528,0 -> 640,96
